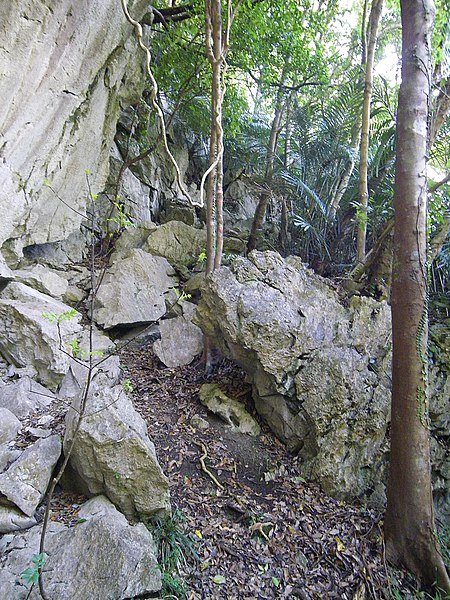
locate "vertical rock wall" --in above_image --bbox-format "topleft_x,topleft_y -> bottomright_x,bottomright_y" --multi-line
0,0 -> 149,262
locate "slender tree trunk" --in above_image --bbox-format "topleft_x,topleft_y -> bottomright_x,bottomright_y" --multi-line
205,0 -> 224,274
356,0 -> 383,264
328,121 -> 360,220
203,0 -> 242,368
247,63 -> 289,253
384,0 -> 450,592
329,0 -> 367,221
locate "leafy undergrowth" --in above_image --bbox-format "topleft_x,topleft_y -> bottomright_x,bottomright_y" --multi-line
120,343 -> 441,600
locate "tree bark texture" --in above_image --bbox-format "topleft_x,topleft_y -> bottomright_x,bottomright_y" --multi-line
384,0 -> 450,592
204,0 -> 224,274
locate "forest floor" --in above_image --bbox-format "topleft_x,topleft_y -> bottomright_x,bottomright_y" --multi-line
120,342 -> 426,600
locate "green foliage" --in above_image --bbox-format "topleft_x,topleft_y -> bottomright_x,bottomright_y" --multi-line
107,200 -> 135,229
122,378 -> 134,393
69,338 -> 104,359
21,552 -> 47,585
42,308 -> 78,323
150,509 -> 199,599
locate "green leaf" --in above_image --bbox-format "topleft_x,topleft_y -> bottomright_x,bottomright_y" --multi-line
21,566 -> 38,584
271,576 -> 280,588
212,574 -> 226,585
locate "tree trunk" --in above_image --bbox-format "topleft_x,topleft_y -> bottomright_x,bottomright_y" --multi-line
384,0 -> 450,593
204,0 -> 224,274
247,63 -> 288,253
356,0 -> 383,264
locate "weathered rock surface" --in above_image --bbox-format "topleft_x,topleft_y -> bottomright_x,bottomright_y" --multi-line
154,301 -> 203,367
64,374 -> 170,519
199,383 -> 261,436
144,220 -> 207,267
0,282 -> 82,388
0,496 -> 161,599
93,248 -> 177,329
0,408 -> 21,445
196,251 -> 450,514
13,265 -> 69,299
0,435 -> 61,517
0,505 -> 37,534
0,377 -> 55,418
195,251 -> 393,501
0,0 -> 150,261
0,408 -> 22,476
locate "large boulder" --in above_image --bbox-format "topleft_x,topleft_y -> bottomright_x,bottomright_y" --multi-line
0,282 -> 81,388
0,0 -> 150,262
93,248 -> 177,329
144,220 -> 207,267
195,251 -> 393,502
0,496 -> 161,599
0,377 -> 56,418
63,372 -> 170,520
0,435 -> 62,517
154,301 -> 203,367
195,251 -> 450,513
13,265 -> 69,300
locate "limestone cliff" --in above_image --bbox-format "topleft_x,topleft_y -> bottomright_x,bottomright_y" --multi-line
0,0 -> 149,263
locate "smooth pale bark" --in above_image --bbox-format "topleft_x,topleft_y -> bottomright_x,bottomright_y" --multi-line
204,0 -> 223,274
356,0 -> 383,263
384,0 -> 450,592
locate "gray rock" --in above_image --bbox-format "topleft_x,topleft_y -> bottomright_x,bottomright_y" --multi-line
199,383 -> 261,436
0,435 -> 62,516
112,221 -> 158,260
13,265 -> 68,299
0,408 -> 21,445
25,427 -> 53,439
0,377 -> 55,418
191,414 -> 210,430
0,445 -> 21,473
160,202 -> 196,226
195,251 -> 392,501
0,257 -> 15,282
0,0 -> 150,259
63,285 -> 86,304
93,249 -> 177,329
0,505 -> 36,534
144,220 -> 207,267
0,496 -> 161,599
109,145 -> 153,226
64,380 -> 170,520
154,302 -> 203,367
0,282 -> 82,388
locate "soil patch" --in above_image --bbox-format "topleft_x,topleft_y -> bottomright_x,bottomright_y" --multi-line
120,343 -> 406,600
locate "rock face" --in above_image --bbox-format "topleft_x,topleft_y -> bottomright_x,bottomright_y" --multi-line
154,301 -> 203,367
64,373 -> 170,520
0,0 -> 150,262
0,377 -> 55,418
0,435 -> 62,517
0,496 -> 161,600
93,248 -> 177,329
195,251 -> 394,502
0,283 -> 81,388
144,220 -> 207,267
